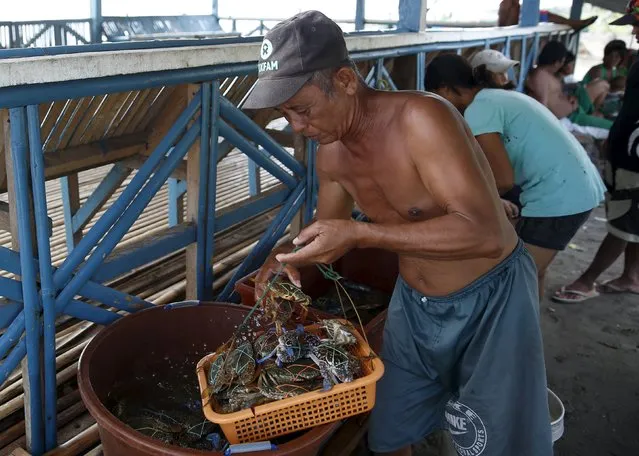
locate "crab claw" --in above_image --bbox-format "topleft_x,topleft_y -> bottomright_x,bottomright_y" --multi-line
295,324 -> 305,335
322,378 -> 333,392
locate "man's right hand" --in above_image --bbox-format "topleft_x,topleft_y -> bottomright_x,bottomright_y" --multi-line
254,246 -> 302,302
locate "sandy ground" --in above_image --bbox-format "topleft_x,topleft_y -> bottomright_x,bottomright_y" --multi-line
409,207 -> 639,456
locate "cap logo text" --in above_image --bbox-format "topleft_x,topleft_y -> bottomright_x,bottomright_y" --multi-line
258,61 -> 279,72
260,39 -> 274,60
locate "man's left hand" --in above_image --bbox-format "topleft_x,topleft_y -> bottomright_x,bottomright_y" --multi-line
275,219 -> 358,265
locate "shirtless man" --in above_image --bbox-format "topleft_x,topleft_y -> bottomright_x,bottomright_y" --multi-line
245,11 -> 553,455
527,41 -> 613,130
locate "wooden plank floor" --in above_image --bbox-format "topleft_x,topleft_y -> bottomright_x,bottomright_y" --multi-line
0,150 -> 291,455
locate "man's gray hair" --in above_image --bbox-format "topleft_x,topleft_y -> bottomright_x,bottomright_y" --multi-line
309,60 -> 363,96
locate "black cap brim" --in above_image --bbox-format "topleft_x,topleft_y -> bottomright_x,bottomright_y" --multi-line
242,74 -> 313,110
610,14 -> 638,26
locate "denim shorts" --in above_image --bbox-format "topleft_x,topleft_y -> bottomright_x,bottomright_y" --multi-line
368,241 -> 553,455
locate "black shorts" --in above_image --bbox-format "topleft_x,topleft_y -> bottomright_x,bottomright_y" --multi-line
515,210 -> 592,251
606,190 -> 639,243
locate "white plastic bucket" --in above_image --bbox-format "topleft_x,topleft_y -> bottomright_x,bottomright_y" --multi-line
548,388 -> 566,444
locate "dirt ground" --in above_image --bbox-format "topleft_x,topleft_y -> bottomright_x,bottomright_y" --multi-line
411,207 -> 639,456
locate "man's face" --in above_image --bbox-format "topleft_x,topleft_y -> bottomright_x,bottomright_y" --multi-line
277,71 -> 357,145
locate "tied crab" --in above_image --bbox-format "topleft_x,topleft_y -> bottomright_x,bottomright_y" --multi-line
309,342 -> 362,391
257,326 -> 321,366
262,281 -> 311,334
257,367 -> 324,400
320,320 -> 357,346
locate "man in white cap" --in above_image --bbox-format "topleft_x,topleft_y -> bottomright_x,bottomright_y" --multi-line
470,49 -> 519,88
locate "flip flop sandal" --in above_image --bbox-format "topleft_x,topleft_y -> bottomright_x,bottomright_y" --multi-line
598,281 -> 639,295
552,286 -> 600,304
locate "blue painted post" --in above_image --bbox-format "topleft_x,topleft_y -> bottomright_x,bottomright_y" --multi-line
304,140 -> 316,225
60,175 -> 80,253
417,52 -> 426,91
570,0 -> 584,55
26,105 -> 57,451
375,59 -> 384,89
355,0 -> 366,31
9,107 -> 44,456
212,0 -> 219,17
204,82 -> 221,295
570,0 -> 584,19
90,0 -> 102,44
517,37 -> 528,92
398,0 -> 427,32
168,178 -> 182,226
248,159 -> 260,196
196,83 -> 212,300
520,0 -> 540,27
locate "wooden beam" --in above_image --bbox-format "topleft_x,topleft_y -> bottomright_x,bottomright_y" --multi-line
121,154 -> 187,180
41,131 -> 148,181
185,84 -> 201,300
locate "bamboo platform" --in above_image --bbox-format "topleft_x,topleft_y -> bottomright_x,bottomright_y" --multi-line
0,149 -> 288,455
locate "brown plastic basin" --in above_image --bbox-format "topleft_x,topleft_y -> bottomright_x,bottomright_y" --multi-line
78,302 -> 340,456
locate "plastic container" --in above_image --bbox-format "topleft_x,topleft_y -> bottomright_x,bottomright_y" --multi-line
78,302 -> 340,456
197,319 -> 384,445
234,248 -> 398,308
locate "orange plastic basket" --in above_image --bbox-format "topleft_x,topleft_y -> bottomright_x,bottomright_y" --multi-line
196,320 -> 384,444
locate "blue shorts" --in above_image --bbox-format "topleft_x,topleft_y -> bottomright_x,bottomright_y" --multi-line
369,241 -> 553,455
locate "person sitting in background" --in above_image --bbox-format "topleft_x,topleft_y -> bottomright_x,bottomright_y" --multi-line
498,0 -> 597,29
555,50 -> 611,140
469,49 -> 519,89
426,53 -> 606,299
527,41 -> 613,130
553,0 -> 639,303
583,39 -> 628,86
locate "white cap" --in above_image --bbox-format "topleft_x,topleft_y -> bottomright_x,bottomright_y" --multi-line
470,50 -> 519,73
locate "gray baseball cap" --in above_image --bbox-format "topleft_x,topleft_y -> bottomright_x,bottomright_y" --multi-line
243,10 -> 350,110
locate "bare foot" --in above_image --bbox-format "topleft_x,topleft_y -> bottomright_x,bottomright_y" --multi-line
570,16 -> 598,32
598,278 -> 639,294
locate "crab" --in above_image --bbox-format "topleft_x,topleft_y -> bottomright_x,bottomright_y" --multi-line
257,326 -> 321,366
309,341 -> 362,391
253,329 -> 279,360
262,281 -> 311,334
257,368 -> 324,400
216,384 -> 269,414
225,341 -> 257,386
206,352 -> 234,394
320,319 -> 357,346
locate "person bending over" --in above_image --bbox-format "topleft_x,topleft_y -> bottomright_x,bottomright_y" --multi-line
426,53 -> 606,298
247,11 -> 553,456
